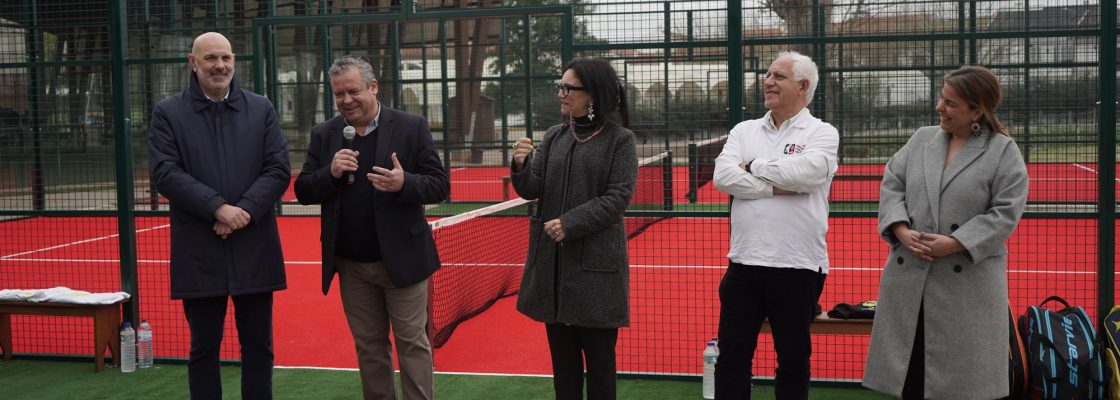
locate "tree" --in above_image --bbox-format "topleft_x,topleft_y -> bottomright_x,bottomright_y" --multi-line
763,0 -> 827,55
760,0 -> 837,121
448,0 -> 499,163
482,0 -> 600,132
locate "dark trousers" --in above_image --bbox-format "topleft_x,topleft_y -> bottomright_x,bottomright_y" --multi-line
714,262 -> 826,400
182,292 -> 275,400
902,303 -> 925,400
545,323 -> 619,400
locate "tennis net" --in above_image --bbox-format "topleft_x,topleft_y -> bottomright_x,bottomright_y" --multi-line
427,150 -> 672,347
686,134 -> 728,203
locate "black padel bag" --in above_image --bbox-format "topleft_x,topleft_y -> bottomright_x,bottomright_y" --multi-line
1018,296 -> 1105,399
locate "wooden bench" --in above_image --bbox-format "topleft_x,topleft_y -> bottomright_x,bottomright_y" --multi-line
0,300 -> 127,372
761,314 -> 873,335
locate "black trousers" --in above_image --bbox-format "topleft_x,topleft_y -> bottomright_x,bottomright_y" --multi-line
545,323 -> 619,400
902,303 -> 925,400
714,262 -> 826,400
182,292 -> 275,400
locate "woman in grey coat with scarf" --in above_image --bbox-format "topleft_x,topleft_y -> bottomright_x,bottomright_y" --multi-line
863,65 -> 1029,399
510,58 -> 637,400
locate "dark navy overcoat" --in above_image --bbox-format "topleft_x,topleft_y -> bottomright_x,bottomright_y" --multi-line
149,73 -> 290,299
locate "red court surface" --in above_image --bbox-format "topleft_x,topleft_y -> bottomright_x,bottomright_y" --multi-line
0,215 -> 1111,380
279,163 -> 1120,204
677,162 -> 1120,204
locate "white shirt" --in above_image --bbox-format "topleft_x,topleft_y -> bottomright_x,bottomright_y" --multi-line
356,101 -> 383,137
713,108 -> 839,273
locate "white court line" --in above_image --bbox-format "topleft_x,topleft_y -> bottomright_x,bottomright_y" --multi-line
626,264 -> 882,272
429,370 -> 552,378
0,258 -> 1099,275
0,224 -> 170,260
1072,163 -> 1099,174
0,258 -> 168,264
274,365 -> 359,372
271,365 -> 551,376
451,180 -> 505,184
0,258 -> 320,265
1029,177 -> 1100,182
1072,163 -> 1120,182
627,265 -> 1099,275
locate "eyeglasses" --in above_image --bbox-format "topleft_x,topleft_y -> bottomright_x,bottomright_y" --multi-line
556,83 -> 587,97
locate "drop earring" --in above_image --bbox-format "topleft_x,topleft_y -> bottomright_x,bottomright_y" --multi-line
587,103 -> 596,121
970,121 -> 981,136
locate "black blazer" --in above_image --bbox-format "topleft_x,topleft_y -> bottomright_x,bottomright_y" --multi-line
294,107 -> 449,294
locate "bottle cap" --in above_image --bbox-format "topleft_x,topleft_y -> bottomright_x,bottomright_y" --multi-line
122,322 -> 132,329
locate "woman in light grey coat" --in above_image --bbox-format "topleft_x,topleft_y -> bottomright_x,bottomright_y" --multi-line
863,65 -> 1029,400
510,58 -> 637,400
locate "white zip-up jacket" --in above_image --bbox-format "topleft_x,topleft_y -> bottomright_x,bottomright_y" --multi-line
713,108 -> 839,273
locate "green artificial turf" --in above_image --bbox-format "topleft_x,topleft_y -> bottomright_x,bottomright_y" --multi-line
0,359 -> 892,399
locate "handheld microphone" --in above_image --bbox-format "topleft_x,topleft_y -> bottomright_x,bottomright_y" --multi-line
342,126 -> 357,185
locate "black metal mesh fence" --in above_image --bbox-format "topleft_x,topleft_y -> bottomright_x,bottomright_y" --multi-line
0,0 -> 1115,385
0,0 -> 124,363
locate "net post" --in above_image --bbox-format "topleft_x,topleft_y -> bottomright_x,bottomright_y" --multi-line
663,150 -> 673,211
687,143 -> 698,203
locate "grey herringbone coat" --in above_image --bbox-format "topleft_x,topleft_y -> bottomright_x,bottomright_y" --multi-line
510,121 -> 637,328
863,126 -> 1029,399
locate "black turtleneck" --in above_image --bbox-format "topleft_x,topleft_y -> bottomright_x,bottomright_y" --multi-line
571,115 -> 600,138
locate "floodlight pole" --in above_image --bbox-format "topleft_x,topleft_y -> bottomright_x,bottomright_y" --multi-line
727,0 -> 743,128
110,0 -> 139,325
1098,0 -> 1116,323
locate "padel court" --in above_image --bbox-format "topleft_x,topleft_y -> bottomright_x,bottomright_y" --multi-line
1,161 -> 1113,381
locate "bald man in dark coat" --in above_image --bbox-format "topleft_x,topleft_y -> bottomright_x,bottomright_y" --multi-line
148,32 -> 289,399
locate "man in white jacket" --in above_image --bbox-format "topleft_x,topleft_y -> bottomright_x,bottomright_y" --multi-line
711,51 -> 839,400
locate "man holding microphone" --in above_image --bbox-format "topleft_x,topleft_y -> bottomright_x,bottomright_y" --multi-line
294,55 -> 449,400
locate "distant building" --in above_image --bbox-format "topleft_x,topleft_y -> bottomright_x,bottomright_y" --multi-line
0,17 -> 27,116
983,5 -> 1099,65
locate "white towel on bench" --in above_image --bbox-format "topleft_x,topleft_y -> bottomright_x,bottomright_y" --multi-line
0,287 -> 130,304
0,289 -> 35,301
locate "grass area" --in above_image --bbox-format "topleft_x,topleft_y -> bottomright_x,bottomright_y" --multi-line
0,359 -> 890,399
0,145 -> 123,187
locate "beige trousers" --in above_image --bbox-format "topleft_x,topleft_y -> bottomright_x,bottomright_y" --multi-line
337,257 -> 434,400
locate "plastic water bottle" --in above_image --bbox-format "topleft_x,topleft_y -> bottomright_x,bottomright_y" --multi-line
137,320 -> 153,368
120,322 -> 136,373
702,338 -> 719,399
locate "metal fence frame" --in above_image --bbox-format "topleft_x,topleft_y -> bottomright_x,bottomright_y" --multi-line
0,0 -> 1116,380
